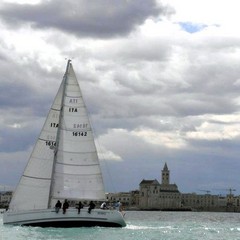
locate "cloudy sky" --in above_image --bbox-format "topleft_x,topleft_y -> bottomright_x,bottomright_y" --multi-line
1,0 -> 240,196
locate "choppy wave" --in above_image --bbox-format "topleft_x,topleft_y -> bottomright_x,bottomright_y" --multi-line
1,211 -> 240,240
126,224 -> 171,230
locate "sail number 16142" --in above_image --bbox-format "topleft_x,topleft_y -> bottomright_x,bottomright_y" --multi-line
72,131 -> 87,137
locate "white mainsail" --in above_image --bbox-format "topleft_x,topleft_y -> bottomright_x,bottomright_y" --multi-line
50,61 -> 105,205
9,60 -> 105,211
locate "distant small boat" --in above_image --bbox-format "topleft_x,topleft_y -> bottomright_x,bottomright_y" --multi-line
3,60 -> 126,228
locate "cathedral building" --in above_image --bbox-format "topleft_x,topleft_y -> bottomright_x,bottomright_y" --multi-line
139,163 -> 181,210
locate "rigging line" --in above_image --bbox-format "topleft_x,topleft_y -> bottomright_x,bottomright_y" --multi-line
96,141 -> 117,193
72,81 -> 115,193
86,114 -> 117,194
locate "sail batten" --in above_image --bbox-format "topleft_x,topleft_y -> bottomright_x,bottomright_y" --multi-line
56,162 -> 100,166
57,149 -> 97,154
51,108 -> 61,111
22,175 -> 51,180
54,172 -> 102,176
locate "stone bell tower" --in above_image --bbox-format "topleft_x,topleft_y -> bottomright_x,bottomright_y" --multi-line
161,162 -> 170,185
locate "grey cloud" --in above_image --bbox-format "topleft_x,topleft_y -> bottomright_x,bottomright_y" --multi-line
0,71 -> 51,116
0,0 -> 169,38
0,127 -> 37,152
0,57 -> 58,153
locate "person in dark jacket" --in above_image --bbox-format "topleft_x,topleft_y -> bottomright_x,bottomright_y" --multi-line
88,201 -> 95,214
76,201 -> 84,214
55,200 -> 62,213
62,199 -> 69,214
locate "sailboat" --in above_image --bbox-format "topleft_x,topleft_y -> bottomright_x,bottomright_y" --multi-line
3,60 -> 126,228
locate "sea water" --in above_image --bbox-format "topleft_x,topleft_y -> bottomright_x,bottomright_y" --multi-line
1,211 -> 240,240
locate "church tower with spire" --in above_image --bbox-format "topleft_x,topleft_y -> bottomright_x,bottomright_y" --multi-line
139,162 -> 181,210
162,162 -> 170,185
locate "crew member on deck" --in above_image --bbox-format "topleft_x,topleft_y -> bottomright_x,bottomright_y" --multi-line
88,201 -> 95,214
63,199 -> 69,214
115,201 -> 121,211
76,201 -> 84,214
100,202 -> 107,209
55,200 -> 62,213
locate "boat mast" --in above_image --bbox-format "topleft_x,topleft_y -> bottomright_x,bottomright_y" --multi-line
47,59 -> 71,208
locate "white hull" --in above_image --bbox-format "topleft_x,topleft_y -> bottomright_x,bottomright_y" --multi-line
3,208 -> 126,228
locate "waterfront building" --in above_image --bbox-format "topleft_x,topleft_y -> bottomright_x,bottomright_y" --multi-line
181,193 -> 219,211
139,163 -> 181,210
138,163 -> 240,212
0,191 -> 12,208
233,196 -> 240,211
106,192 -> 131,207
106,190 -> 139,209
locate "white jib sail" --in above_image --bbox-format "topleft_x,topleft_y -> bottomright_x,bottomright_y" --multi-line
10,61 -> 105,211
9,81 -> 64,211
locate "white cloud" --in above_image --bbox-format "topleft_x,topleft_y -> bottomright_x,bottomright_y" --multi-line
162,0 -> 240,25
132,127 -> 187,149
186,114 -> 240,141
97,145 -> 122,162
